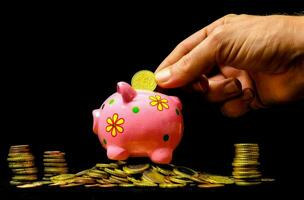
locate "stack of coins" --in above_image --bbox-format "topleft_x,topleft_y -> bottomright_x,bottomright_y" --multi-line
43,151 -> 68,180
232,143 -> 262,186
7,145 -> 38,186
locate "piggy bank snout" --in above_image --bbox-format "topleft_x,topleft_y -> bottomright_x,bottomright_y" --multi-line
92,109 -> 100,134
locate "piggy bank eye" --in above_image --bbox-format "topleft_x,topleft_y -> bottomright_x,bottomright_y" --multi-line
163,134 -> 169,142
109,99 -> 115,105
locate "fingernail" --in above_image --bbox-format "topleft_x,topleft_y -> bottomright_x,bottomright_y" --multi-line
242,88 -> 255,102
223,79 -> 242,96
155,69 -> 171,83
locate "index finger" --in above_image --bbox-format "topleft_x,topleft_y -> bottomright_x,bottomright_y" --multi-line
155,14 -> 236,74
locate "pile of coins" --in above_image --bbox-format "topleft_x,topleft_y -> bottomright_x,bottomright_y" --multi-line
7,145 -> 38,186
8,144 -> 274,188
43,151 -> 68,181
131,70 -> 157,91
232,143 -> 262,186
15,161 -> 235,188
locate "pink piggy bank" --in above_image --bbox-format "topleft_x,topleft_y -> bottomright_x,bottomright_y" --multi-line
92,82 -> 183,164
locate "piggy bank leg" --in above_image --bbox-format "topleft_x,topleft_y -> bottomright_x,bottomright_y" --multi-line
150,148 -> 173,164
107,145 -> 129,160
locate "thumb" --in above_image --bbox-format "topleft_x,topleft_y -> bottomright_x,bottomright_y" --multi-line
155,30 -> 219,88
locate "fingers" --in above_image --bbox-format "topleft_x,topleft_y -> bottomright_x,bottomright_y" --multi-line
217,67 -> 256,117
186,74 -> 243,102
221,88 -> 255,117
207,78 -> 242,102
155,15 -> 233,74
155,14 -> 239,88
189,75 -> 209,94
155,33 -> 219,88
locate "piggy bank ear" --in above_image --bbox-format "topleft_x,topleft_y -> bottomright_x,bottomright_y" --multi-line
171,96 -> 182,110
92,109 -> 100,134
117,82 -> 137,103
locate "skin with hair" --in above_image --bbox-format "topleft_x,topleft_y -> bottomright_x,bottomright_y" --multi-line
155,14 -> 304,117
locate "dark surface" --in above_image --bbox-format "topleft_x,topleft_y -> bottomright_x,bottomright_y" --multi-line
1,1 -> 304,198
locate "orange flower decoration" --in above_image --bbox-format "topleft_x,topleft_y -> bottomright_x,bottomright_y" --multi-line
106,113 -> 125,137
149,95 -> 169,111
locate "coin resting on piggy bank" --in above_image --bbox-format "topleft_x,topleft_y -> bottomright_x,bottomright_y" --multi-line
92,70 -> 184,164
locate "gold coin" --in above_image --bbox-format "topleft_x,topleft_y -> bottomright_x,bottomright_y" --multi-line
110,175 -> 129,183
104,168 -> 127,177
142,170 -> 165,184
159,183 -> 185,188
173,166 -> 198,177
44,173 -> 58,177
17,182 -> 44,188
43,158 -> 66,163
98,184 -> 118,188
127,176 -> 142,184
44,162 -> 67,167
84,184 -> 101,188
197,183 -> 224,188
232,162 -> 260,166
12,167 -> 38,174
10,180 -> 31,186
87,171 -> 108,179
12,175 -> 38,181
73,177 -> 96,184
119,183 -> 135,187
234,143 -> 259,146
10,145 -> 30,149
133,182 -> 157,187
123,164 -> 150,174
60,183 -> 82,188
50,174 -> 75,181
153,166 -> 173,175
8,153 -> 33,157
188,176 -> 207,184
233,174 -> 262,179
204,175 -> 234,184
44,151 -> 63,154
75,169 -> 90,176
131,70 -> 157,91
169,176 -> 193,184
95,163 -> 119,169
235,181 -> 262,186
44,154 -> 65,158
89,168 -> 108,175
7,156 -> 35,162
108,177 -> 125,184
9,161 -> 35,168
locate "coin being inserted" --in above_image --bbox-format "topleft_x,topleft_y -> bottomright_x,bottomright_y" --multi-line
131,70 -> 157,91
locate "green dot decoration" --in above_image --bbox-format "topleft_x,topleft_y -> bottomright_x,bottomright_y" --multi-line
132,106 -> 140,113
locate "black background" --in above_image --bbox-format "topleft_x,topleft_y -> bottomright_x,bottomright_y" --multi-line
1,1 -> 304,197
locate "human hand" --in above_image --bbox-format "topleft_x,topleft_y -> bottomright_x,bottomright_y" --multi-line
155,14 -> 304,117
